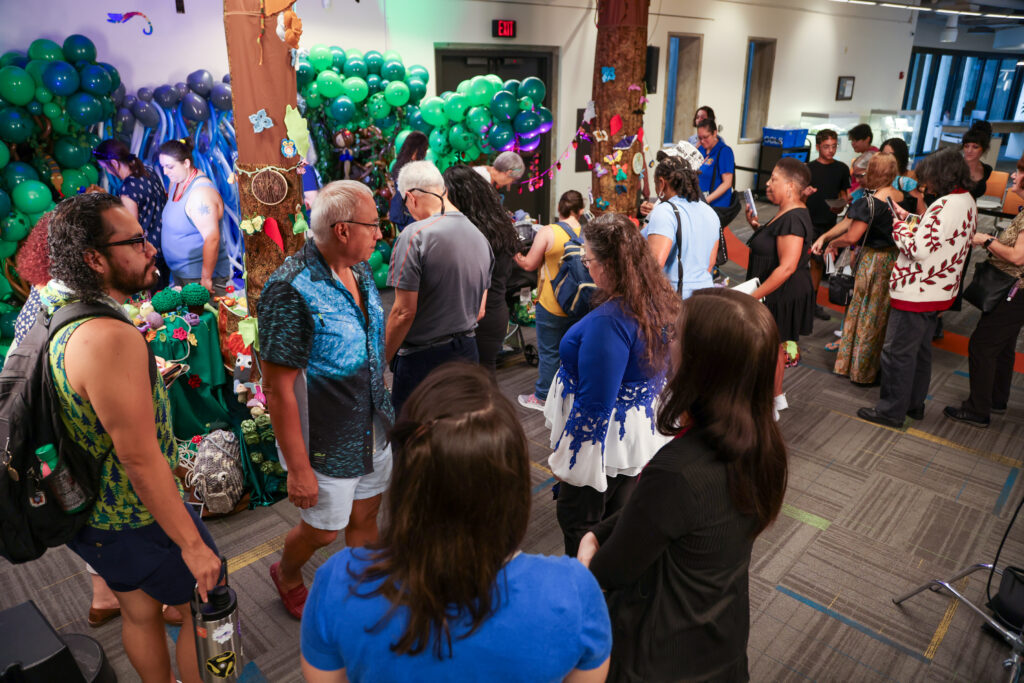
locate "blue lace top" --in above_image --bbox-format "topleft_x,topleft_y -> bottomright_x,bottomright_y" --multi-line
554,300 -> 664,462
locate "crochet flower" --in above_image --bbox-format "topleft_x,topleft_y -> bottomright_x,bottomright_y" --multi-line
190,435 -> 203,444
172,327 -> 188,341
187,375 -> 202,389
145,329 -> 156,342
183,312 -> 201,327
188,333 -> 198,346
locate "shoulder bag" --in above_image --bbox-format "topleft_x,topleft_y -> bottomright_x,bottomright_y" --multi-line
964,260 -> 1019,313
827,195 -> 875,307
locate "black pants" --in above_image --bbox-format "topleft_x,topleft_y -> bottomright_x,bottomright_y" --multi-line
391,336 -> 478,417
556,475 -> 638,557
963,287 -> 1024,417
876,308 -> 939,420
476,302 -> 509,374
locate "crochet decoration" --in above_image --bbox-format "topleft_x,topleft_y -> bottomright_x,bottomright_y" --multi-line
150,287 -> 183,313
181,282 -> 211,307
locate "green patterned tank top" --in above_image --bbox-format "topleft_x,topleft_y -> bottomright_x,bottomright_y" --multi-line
49,317 -> 182,530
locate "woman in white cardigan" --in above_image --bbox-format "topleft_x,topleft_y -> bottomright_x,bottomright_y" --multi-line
857,147 -> 977,428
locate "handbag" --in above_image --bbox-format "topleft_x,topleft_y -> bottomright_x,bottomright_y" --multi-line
964,260 -> 1018,313
827,195 -> 875,307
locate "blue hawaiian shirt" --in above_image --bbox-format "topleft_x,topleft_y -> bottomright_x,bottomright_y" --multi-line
259,241 -> 394,478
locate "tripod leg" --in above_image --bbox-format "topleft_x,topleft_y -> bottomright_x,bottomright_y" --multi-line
893,564 -> 994,605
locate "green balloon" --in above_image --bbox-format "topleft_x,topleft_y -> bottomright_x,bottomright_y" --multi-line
489,90 -> 517,121
27,209 -> 49,228
376,239 -> 392,260
466,76 -> 491,107
368,250 -> 383,269
407,78 -> 426,104
344,49 -> 364,61
0,145 -> 7,169
24,60 -> 47,86
419,96 -> 446,127
61,168 -> 87,196
0,108 -> 35,143
443,93 -> 469,123
519,76 -> 546,104
465,106 -> 491,135
518,96 -> 534,111
308,44 -> 332,72
342,76 -> 368,103
364,51 -> 384,75
0,52 -> 26,69
79,162 -> 99,185
382,50 -> 402,64
51,113 -> 70,135
315,70 -> 343,98
12,179 -> 50,214
367,92 -> 391,120
406,65 -> 429,85
447,123 -> 474,151
328,95 -> 356,123
62,34 -> 97,63
383,81 -> 409,107
42,102 -> 60,120
0,67 -> 35,106
462,144 -> 482,163
1,210 -> 30,242
3,162 -> 38,191
34,85 -> 52,103
303,82 -> 323,108
28,39 -> 62,62
66,92 -> 102,126
373,264 -> 389,289
0,188 -> 10,220
53,137 -> 89,168
296,60 -> 315,87
394,129 -> 411,153
428,128 -> 450,154
0,239 -> 15,260
456,80 -> 471,96
380,60 -> 405,82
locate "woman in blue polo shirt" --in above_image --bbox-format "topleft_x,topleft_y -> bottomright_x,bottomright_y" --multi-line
696,119 -> 735,208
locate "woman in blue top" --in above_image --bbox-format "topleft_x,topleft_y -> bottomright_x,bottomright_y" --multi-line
157,139 -> 231,295
301,364 -> 612,683
545,213 -> 681,556
642,155 -> 720,297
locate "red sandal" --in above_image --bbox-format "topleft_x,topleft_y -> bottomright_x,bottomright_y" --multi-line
270,561 -> 308,620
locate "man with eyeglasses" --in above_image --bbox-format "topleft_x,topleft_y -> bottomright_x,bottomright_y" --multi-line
258,181 -> 394,620
386,160 -> 493,413
42,192 -> 221,683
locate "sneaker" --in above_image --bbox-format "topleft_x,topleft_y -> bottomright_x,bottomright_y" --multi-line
518,393 -> 546,411
942,406 -> 989,428
992,404 -> 1007,415
774,394 -> 789,412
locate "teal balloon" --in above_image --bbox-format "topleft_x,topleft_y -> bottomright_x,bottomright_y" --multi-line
343,58 -> 367,80
465,106 -> 491,135
366,73 -> 383,96
406,106 -> 431,133
380,60 -> 405,82
62,34 -> 97,63
297,60 -> 315,87
466,76 -> 491,107
489,90 -> 517,121
518,96 -> 533,111
303,82 -> 323,108
328,95 -> 356,123
53,137 -> 89,168
502,79 -> 520,98
447,123 -> 474,151
345,48 -> 363,61
308,44 -> 332,72
342,76 -> 368,103
79,63 -> 112,95
376,239 -> 392,260
364,51 -> 384,75
24,60 -> 47,87
66,92 -> 103,126
42,61 -> 79,96
0,67 -> 34,106
368,250 -> 383,269
407,78 -> 426,104
315,70 -> 344,98
537,106 -> 553,134
0,108 -> 35,143
384,81 -> 410,107
1,210 -> 30,243
98,62 -> 120,90
440,90 -> 455,102
0,189 -> 10,220
330,46 -> 346,71
79,163 -> 99,185
0,144 -> 7,168
26,101 -> 41,115
367,92 -> 391,120
487,122 -> 514,151
27,39 -> 62,62
514,110 -> 541,137
519,76 -> 546,104
419,96 -> 446,127
394,129 -> 411,153
373,264 -> 389,289
382,50 -> 402,64
443,93 -> 469,123
428,128 -> 450,154
0,52 -> 26,69
406,65 -> 429,85
11,180 -> 50,214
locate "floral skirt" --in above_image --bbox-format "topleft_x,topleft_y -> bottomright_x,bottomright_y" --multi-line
834,246 -> 898,383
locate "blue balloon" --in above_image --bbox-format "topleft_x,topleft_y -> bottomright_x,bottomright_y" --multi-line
111,82 -> 125,107
187,69 -> 213,96
210,82 -> 232,111
42,61 -> 79,96
181,92 -> 210,121
153,84 -> 180,109
487,122 -> 514,151
122,94 -> 137,111
78,64 -> 112,95
131,99 -> 160,129
136,87 -> 153,102
174,82 -> 188,98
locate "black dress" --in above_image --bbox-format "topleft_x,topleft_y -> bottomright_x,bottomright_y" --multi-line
967,162 -> 992,200
476,249 -> 512,372
745,208 -> 815,341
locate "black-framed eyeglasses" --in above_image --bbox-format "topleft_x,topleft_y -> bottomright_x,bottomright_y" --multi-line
96,235 -> 147,251
402,188 -> 446,216
343,220 -> 381,230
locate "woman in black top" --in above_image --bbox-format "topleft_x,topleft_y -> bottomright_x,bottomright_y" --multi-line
443,164 -> 519,374
743,158 -> 815,416
812,153 -> 907,385
962,121 -> 993,200
93,139 -> 169,289
578,288 -> 788,683
389,132 -> 428,232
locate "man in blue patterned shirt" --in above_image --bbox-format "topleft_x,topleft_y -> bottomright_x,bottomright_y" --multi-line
259,181 -> 394,619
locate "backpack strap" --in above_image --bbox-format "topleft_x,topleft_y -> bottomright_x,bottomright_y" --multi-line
668,203 -> 684,296
555,220 -> 579,242
47,302 -> 159,388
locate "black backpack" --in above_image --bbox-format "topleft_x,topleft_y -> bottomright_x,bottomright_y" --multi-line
547,222 -> 596,320
0,301 -> 153,563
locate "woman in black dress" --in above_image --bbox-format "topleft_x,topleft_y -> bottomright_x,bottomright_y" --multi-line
743,157 -> 815,417
443,164 -> 519,374
962,121 -> 993,200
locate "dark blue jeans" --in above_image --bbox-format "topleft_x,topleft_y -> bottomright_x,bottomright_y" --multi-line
534,306 -> 576,400
391,336 -> 479,417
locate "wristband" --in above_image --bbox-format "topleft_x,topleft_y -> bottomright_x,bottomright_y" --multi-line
984,237 -> 996,252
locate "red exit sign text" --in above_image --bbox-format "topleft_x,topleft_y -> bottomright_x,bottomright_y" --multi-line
492,19 -> 517,38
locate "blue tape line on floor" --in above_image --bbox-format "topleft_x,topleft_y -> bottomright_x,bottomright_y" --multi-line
995,468 -> 1020,516
532,476 -> 556,494
775,585 -> 930,663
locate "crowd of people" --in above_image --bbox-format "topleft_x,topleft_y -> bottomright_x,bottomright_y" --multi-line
12,106 -> 1024,682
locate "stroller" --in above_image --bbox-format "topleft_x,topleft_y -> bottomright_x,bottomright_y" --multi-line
498,219 -> 540,367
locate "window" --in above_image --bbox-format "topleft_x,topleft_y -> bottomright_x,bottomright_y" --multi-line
661,34 -> 703,145
739,39 -> 776,140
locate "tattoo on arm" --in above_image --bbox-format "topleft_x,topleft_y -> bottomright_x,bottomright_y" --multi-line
197,203 -> 211,216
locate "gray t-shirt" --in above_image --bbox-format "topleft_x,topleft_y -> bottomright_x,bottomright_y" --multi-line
388,211 -> 493,346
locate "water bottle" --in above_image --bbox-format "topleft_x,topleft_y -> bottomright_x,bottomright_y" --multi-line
35,444 -> 87,513
191,558 -> 243,682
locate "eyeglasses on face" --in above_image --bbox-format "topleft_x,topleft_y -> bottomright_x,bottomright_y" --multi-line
341,219 -> 381,230
96,235 -> 148,251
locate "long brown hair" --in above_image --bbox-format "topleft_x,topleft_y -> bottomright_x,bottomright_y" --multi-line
583,213 -> 680,375
356,363 -> 531,658
656,288 -> 787,535
94,139 -> 148,177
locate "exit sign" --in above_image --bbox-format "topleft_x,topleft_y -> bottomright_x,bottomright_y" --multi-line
492,19 -> 516,38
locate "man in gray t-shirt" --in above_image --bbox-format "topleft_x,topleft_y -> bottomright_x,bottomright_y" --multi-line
386,160 -> 493,412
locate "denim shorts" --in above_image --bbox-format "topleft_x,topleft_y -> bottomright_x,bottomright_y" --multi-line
68,502 -> 218,606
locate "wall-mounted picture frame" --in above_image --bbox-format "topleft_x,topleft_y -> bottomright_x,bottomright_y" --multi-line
836,76 -> 855,101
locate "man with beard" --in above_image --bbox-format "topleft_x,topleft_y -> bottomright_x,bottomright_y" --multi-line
44,193 -> 221,683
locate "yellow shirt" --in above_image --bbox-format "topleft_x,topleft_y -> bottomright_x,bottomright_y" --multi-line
537,221 -> 577,317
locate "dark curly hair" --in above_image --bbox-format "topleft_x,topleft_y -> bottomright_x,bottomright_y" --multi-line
15,214 -> 52,287
915,147 -> 971,197
583,213 -> 680,375
654,156 -> 702,202
962,120 -> 992,153
443,164 -> 519,256
48,193 -> 123,302
880,137 -> 910,175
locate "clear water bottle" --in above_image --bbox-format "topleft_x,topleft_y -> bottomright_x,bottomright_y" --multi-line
35,444 -> 87,513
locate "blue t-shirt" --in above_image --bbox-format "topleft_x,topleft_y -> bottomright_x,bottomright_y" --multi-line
302,549 -> 612,682
698,138 -> 735,208
642,196 -> 720,297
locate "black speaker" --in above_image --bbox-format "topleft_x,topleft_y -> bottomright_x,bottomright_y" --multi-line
645,45 -> 660,94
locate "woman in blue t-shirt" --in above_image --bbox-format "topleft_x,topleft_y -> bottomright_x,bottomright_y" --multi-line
301,363 -> 612,683
642,155 -> 720,298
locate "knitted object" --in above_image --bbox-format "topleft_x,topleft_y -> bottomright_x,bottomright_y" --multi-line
181,283 -> 211,307
151,288 -> 183,313
255,414 -> 275,443
240,419 -> 260,445
144,310 -> 165,330
182,430 -> 245,515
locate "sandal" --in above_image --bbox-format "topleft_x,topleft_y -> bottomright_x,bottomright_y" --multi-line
87,606 -> 121,628
270,561 -> 308,620
825,340 -> 840,352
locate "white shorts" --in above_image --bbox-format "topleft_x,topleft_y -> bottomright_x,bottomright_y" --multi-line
300,443 -> 392,532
